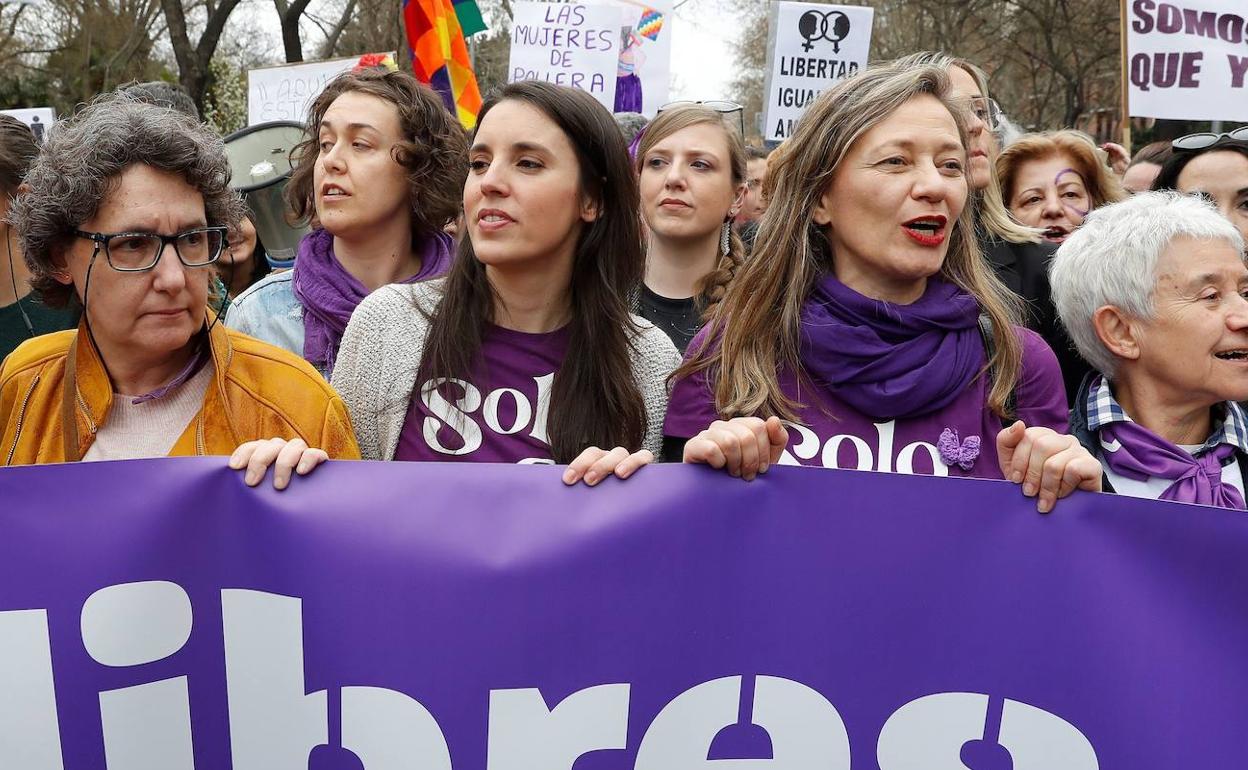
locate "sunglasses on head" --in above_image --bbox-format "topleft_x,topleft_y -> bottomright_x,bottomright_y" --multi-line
657,100 -> 745,136
1171,125 -> 1248,153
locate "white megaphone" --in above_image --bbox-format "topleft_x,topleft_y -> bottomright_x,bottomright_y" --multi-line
224,121 -> 310,269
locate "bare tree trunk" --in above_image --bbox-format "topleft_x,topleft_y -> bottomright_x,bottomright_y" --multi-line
160,0 -> 246,111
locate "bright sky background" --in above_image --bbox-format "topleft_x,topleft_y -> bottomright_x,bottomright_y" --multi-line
666,0 -> 739,101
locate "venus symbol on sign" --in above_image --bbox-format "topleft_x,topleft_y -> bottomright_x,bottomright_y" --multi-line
797,10 -> 851,53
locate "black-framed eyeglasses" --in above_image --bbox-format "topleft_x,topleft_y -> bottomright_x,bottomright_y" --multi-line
72,227 -> 228,272
658,100 -> 746,136
958,96 -> 1002,131
1172,125 -> 1248,153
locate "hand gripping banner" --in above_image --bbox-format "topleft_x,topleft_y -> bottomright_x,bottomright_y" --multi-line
1,458 -> 1246,768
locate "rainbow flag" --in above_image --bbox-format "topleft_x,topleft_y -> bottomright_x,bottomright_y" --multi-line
403,0 -> 483,129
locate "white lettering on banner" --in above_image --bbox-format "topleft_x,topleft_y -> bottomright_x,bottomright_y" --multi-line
779,420 -> 949,476
420,373 -> 554,456
0,584 -> 1099,767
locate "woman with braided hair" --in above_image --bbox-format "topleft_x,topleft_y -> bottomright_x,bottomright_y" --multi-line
635,104 -> 746,353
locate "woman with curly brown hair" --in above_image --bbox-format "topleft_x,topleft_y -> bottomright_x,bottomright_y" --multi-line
634,104 -> 747,353
225,68 -> 468,378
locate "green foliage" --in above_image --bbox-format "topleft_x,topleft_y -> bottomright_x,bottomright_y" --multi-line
203,57 -> 248,136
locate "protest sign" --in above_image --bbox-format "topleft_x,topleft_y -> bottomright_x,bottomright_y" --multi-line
247,53 -> 397,125
508,1 -> 623,110
1126,0 -> 1248,121
585,0 -> 673,116
763,1 -> 874,142
0,107 -> 55,142
2,458 -> 1246,767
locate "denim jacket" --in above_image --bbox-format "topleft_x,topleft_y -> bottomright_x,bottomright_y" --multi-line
223,271 -> 327,379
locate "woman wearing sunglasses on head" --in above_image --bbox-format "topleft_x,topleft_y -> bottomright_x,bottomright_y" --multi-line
0,94 -> 359,485
1152,126 -> 1248,242
635,102 -> 748,354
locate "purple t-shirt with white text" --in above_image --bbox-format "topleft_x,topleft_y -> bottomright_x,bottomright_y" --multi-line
664,327 -> 1067,479
394,324 -> 568,464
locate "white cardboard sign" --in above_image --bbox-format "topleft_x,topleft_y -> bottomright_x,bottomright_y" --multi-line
0,108 -> 55,143
508,1 -> 624,111
247,55 -> 392,126
1127,0 -> 1248,121
762,2 -> 875,142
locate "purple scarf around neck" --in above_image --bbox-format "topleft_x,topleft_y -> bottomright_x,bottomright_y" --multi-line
292,228 -> 453,373
798,273 -> 984,420
1100,420 -> 1245,509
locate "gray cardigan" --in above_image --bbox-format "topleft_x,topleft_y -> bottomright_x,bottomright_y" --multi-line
331,280 -> 683,461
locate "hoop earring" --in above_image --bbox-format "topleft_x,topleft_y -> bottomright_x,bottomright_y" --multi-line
720,220 -> 731,257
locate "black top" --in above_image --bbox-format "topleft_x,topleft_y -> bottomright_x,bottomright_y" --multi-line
0,292 -> 79,364
637,285 -> 702,355
980,231 -> 1091,405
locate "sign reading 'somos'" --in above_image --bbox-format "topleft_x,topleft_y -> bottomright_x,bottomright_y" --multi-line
763,2 -> 874,142
1127,0 -> 1248,121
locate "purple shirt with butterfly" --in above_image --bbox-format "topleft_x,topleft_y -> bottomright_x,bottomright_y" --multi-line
665,331 -> 1069,480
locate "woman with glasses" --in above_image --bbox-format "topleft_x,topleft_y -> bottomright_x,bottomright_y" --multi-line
635,103 -> 748,353
0,94 -> 359,484
664,61 -> 1100,513
1152,126 -> 1248,242
895,53 -> 1092,403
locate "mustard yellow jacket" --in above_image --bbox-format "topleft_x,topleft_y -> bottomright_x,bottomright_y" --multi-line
0,320 -> 361,465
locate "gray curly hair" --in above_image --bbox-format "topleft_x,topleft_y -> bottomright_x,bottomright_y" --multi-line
9,92 -> 245,307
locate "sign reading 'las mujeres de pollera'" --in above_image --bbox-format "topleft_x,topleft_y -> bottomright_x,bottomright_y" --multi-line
508,1 -> 624,112
763,1 -> 874,142
1128,0 -> 1248,121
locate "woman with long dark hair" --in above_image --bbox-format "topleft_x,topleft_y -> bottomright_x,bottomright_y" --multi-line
331,81 -> 680,483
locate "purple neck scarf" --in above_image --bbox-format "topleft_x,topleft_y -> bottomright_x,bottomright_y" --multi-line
1100,421 -> 1246,509
798,274 -> 983,420
292,228 -> 453,373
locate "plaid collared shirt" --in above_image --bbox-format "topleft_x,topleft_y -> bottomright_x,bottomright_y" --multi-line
1086,374 -> 1248,456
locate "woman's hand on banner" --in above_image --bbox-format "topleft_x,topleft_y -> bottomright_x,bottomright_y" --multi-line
682,416 -> 788,480
996,422 -> 1102,513
229,437 -> 330,490
563,447 -> 655,486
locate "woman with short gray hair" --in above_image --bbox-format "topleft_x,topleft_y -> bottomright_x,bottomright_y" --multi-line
0,93 -> 359,485
1052,191 -> 1248,508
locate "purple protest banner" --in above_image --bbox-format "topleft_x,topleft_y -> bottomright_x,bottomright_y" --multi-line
1,457 -> 1247,768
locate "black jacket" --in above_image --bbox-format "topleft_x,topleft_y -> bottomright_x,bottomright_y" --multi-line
981,232 -> 1090,404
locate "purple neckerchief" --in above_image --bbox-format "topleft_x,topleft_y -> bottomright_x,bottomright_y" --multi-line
292,228 -> 453,374
1100,420 -> 1246,509
798,273 -> 983,420
130,335 -> 211,405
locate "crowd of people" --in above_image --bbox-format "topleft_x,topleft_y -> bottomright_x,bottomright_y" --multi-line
2,52 -> 1247,512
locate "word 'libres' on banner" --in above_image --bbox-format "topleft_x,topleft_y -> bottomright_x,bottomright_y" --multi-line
1127,0 -> 1248,121
3,458 -> 1248,767
763,1 -> 875,142
507,1 -> 625,112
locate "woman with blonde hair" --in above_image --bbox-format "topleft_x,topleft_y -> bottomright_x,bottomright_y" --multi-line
664,62 -> 1101,513
998,130 -> 1127,246
634,104 -> 747,352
